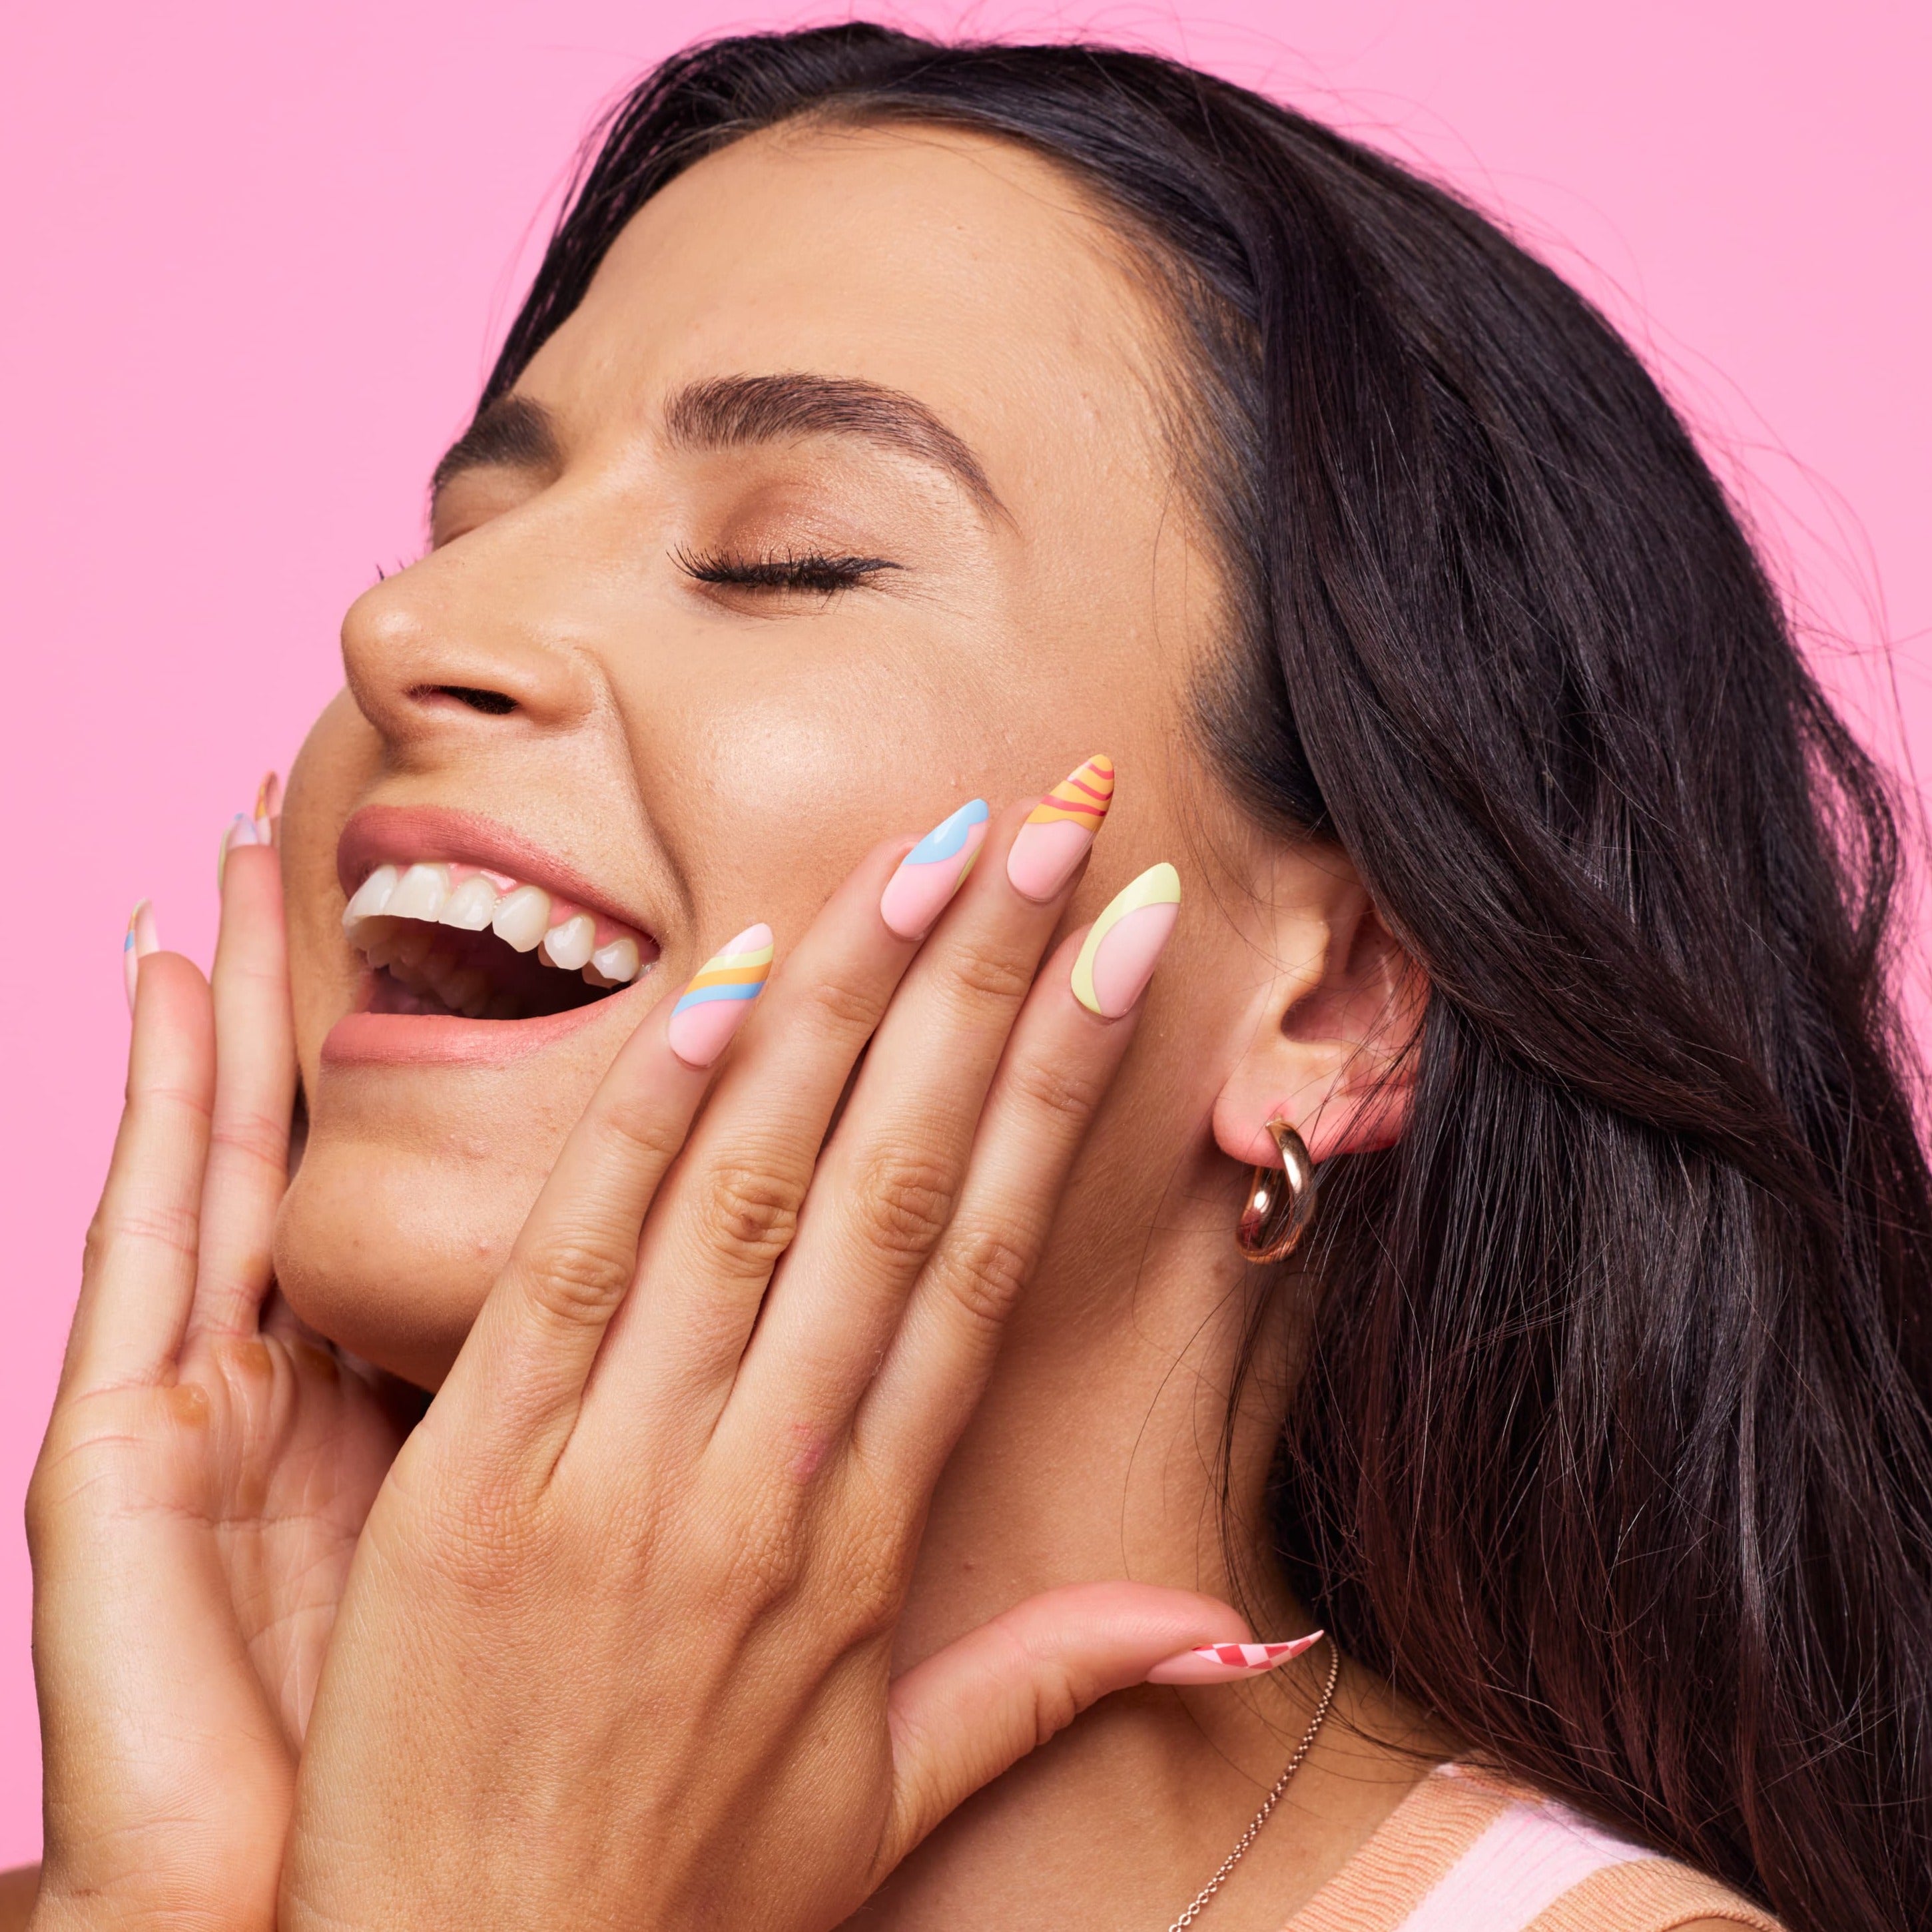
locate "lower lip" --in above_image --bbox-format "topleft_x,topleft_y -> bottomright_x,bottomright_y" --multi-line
322,999 -> 626,1067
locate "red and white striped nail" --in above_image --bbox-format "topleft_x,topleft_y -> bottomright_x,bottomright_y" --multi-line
1144,1630 -> 1325,1685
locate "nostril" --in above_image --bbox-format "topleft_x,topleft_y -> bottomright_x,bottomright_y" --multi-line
416,684 -> 517,716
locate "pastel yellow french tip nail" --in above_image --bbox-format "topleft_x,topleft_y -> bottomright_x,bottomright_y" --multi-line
1070,862 -> 1180,1018
123,899 -> 159,1014
254,771 -> 282,844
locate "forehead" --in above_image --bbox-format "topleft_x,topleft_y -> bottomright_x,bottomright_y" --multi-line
517,120 -> 1172,474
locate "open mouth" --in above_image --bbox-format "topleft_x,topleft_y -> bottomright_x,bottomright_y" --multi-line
342,862 -> 659,1021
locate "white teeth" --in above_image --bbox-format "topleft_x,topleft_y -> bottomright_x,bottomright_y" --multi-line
591,936 -> 641,984
386,862 -> 452,923
342,865 -> 400,929
491,884 -> 552,953
540,914 -> 595,972
439,874 -> 499,931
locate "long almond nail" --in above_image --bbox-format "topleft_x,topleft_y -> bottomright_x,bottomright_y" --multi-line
123,899 -> 160,1014
254,771 -> 282,845
879,799 -> 990,940
667,924 -> 773,1068
1070,862 -> 1179,1017
218,811 -> 260,888
1006,754 -> 1114,902
1145,1631 -> 1324,1686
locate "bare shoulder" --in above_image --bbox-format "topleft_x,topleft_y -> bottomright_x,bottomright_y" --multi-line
0,1866 -> 37,1931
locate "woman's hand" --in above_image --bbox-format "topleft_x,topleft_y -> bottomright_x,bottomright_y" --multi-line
27,826 -> 409,1931
282,796 -> 1254,1931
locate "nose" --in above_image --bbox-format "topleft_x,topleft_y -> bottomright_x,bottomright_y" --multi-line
340,531 -> 599,758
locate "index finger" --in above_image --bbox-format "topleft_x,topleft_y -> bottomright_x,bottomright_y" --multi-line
61,940 -> 214,1397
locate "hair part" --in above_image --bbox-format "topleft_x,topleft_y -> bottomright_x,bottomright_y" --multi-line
478,28 -> 1932,1929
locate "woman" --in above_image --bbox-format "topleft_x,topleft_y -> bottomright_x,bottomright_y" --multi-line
17,25 -> 1930,1931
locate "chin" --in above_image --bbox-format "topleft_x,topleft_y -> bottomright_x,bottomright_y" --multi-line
274,1135 -> 547,1389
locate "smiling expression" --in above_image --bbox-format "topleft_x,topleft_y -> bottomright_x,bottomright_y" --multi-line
272,120 -> 1255,1386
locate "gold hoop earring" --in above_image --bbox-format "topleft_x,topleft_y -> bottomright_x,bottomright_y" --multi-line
1237,1119 -> 1317,1262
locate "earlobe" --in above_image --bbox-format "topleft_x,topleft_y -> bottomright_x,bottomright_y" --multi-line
1210,890 -> 1423,1173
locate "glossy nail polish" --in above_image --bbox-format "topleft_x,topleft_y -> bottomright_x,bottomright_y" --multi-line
218,811 -> 260,888
878,799 -> 990,940
1070,861 -> 1180,1017
667,923 -> 773,1068
1006,753 -> 1114,901
123,899 -> 160,1014
254,771 -> 282,844
1145,1631 -> 1324,1686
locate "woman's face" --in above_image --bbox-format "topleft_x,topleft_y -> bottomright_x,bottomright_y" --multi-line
274,121 -> 1255,1385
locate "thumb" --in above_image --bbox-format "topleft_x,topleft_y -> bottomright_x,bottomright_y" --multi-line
882,1580 -> 1323,1865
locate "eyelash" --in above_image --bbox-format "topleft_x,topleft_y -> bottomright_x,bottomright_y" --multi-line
674,545 -> 901,596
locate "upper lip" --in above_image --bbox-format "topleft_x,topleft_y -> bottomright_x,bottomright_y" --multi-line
336,804 -> 655,938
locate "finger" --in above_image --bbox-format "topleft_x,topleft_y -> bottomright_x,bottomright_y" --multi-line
883,1582 -> 1312,1869
850,867 -> 1175,1481
727,797 -> 1109,1432
434,958 -> 759,1468
188,821 -> 298,1340
591,819 -> 987,1416
61,940 -> 214,1395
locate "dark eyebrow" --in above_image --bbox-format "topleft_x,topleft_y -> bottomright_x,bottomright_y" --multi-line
663,373 -> 1005,519
430,395 -> 563,500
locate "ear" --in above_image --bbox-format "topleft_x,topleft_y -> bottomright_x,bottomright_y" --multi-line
1211,859 -> 1425,1169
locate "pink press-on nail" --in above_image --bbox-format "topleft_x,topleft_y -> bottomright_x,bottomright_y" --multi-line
1006,754 -> 1114,902
1145,1631 -> 1325,1686
1070,862 -> 1180,1018
878,799 -> 990,940
123,900 -> 160,1014
254,771 -> 282,845
666,924 -> 773,1068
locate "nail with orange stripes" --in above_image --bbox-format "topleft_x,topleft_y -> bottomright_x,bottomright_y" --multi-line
1006,753 -> 1114,902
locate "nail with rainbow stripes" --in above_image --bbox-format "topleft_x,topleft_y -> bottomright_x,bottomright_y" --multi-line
1145,1630 -> 1325,1686
1070,861 -> 1180,1018
879,798 -> 990,940
123,899 -> 160,1015
1007,753 -> 1114,902
666,923 -> 773,1068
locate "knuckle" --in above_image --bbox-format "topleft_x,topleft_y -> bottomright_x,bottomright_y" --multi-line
207,1105 -> 288,1174
930,1223 -> 1035,1331
515,1233 -> 634,1327
598,1095 -> 689,1173
1005,1054 -> 1105,1130
801,969 -> 887,1039
940,938 -> 1036,1010
852,1149 -> 958,1259
699,1163 -> 805,1273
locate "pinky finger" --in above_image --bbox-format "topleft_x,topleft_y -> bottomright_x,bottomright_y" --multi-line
882,1582 -> 1286,1871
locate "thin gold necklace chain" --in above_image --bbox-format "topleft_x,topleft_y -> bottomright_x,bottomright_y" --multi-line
1163,1638 -> 1341,1932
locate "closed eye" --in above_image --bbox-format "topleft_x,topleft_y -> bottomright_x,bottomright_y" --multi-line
674,545 -> 902,595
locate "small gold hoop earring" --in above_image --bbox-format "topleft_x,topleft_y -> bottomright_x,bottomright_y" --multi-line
1237,1119 -> 1317,1263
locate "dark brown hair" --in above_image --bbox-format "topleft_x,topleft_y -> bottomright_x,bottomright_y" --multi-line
476,28 -> 1932,1928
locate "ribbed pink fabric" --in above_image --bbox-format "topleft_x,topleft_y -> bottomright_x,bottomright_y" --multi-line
1283,1765 -> 1783,1932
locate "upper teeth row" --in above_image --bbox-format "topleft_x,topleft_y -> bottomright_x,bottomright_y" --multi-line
342,862 -> 645,984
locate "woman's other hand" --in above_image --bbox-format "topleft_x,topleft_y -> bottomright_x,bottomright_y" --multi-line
27,809 -> 408,1931
283,785 -> 1258,1932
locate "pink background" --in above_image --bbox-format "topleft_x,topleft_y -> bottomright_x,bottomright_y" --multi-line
2,0 -> 1927,1865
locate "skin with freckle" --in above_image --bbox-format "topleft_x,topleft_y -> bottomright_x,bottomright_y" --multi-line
266,121 -> 1441,1930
